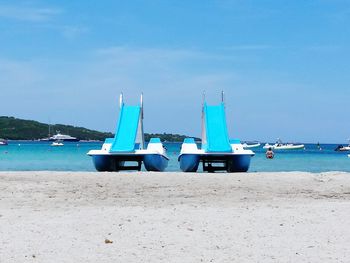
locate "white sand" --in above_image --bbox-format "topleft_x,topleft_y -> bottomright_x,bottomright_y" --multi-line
1,171 -> 350,263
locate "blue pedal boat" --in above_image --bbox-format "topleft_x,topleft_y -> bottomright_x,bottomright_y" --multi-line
178,92 -> 254,173
88,94 -> 169,172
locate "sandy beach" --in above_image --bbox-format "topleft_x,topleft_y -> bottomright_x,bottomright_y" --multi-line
1,171 -> 350,262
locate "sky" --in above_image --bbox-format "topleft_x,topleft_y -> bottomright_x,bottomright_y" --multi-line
0,0 -> 349,143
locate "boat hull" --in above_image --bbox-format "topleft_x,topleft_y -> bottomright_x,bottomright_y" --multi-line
226,154 -> 252,172
179,154 -> 200,172
48,138 -> 79,142
179,153 -> 252,173
335,147 -> 350,152
92,155 -> 142,172
263,144 -> 304,150
143,154 -> 168,172
243,143 -> 261,149
201,154 -> 252,173
275,145 -> 304,150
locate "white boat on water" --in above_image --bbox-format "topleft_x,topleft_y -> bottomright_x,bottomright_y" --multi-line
50,132 -> 78,142
51,140 -> 64,147
41,131 -> 79,142
263,139 -> 304,150
335,140 -> 350,152
242,142 -> 261,149
0,139 -> 8,146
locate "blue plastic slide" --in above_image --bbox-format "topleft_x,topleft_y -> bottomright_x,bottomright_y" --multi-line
110,104 -> 141,152
203,102 -> 232,152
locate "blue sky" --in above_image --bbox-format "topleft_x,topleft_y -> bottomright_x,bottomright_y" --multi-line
0,0 -> 349,143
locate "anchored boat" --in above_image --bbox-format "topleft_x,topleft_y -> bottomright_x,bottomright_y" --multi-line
334,140 -> 350,152
0,139 -> 8,146
242,142 -> 261,149
87,94 -> 168,172
263,139 -> 304,150
40,132 -> 79,142
178,92 -> 254,173
51,140 -> 64,147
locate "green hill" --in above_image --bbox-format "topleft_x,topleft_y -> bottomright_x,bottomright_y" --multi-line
0,116 -> 113,141
145,133 -> 200,142
0,116 -> 198,142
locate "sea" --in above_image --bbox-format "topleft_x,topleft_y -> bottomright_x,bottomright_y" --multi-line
0,141 -> 349,173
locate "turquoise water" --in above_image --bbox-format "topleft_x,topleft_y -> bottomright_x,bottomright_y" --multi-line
0,141 -> 349,172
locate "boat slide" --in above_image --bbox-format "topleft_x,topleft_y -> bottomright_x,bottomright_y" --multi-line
87,94 -> 168,172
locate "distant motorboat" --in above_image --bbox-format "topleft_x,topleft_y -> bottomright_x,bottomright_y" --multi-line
335,140 -> 350,152
0,139 -> 8,146
263,139 -> 304,150
335,145 -> 350,152
51,140 -> 64,147
242,142 -> 261,149
42,131 -> 79,142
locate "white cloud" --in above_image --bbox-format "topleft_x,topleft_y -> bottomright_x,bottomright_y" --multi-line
0,59 -> 43,90
0,5 -> 60,22
61,25 -> 89,39
0,47 -> 237,133
225,44 -> 273,50
304,45 -> 342,52
95,46 -> 227,62
1,46 -> 348,141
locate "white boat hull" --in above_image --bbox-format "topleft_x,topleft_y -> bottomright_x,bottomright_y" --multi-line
51,142 -> 64,146
242,143 -> 261,149
337,147 -> 350,152
263,144 -> 304,150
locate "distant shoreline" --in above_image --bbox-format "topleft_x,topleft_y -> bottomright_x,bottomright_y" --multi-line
1,139 -> 348,145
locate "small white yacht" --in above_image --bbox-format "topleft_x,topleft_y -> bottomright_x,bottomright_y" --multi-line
51,140 -> 64,147
49,132 -> 78,142
41,131 -> 79,142
242,142 -> 261,149
0,139 -> 8,146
